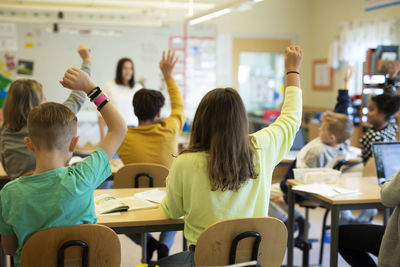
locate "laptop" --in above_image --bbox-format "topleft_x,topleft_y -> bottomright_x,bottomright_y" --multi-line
372,142 -> 400,185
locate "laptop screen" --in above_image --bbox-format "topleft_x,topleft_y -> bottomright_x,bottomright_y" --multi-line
372,142 -> 400,185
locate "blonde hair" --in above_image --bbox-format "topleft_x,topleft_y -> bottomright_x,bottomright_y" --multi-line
27,102 -> 77,151
321,111 -> 353,143
3,79 -> 44,131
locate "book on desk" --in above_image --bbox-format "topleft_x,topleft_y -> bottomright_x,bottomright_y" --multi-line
95,194 -> 157,215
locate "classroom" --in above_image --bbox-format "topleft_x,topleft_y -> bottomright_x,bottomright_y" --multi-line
0,0 -> 400,266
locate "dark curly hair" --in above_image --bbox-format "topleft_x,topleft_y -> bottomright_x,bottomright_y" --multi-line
371,94 -> 400,120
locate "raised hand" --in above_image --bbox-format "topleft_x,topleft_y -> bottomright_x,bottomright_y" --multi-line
285,46 -> 303,73
159,50 -> 178,81
343,65 -> 355,89
78,45 -> 91,62
387,61 -> 400,79
60,67 -> 96,93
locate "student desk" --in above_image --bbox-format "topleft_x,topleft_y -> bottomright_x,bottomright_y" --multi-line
286,176 -> 389,267
271,151 -> 298,183
95,188 -> 184,262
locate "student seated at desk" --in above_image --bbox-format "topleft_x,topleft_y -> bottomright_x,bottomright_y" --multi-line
0,68 -> 127,267
296,66 -> 354,169
150,46 -> 303,266
339,169 -> 400,267
360,60 -> 400,165
117,50 -> 184,261
0,45 -> 92,179
356,80 -> 400,223
274,67 -> 355,235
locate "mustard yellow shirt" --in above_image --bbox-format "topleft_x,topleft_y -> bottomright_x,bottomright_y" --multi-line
117,79 -> 185,168
161,86 -> 302,247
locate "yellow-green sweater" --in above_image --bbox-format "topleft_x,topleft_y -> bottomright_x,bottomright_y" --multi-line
117,78 -> 185,168
161,86 -> 302,247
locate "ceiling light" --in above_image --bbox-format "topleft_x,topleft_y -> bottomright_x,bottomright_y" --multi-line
189,8 -> 231,25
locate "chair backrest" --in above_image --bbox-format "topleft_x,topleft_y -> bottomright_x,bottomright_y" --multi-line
362,157 -> 376,177
194,217 -> 287,267
113,163 -> 169,188
20,224 -> 120,267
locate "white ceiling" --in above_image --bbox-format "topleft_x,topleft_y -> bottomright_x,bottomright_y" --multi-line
0,0 -> 218,12
0,0 -> 260,26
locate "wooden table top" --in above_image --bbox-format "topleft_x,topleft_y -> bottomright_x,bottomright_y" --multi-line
287,176 -> 382,205
95,188 -> 183,228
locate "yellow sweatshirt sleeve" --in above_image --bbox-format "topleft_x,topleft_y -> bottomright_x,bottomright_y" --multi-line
163,79 -> 185,135
251,86 -> 302,167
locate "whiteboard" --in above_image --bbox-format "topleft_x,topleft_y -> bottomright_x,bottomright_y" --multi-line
0,22 -> 216,146
1,23 -> 213,102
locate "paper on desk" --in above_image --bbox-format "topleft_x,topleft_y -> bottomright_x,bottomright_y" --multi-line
98,212 -> 121,216
134,189 -> 166,203
292,183 -> 360,198
117,196 -> 157,211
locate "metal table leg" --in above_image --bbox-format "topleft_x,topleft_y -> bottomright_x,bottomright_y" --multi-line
182,233 -> 187,251
141,233 -> 148,263
0,236 -> 5,267
287,184 -> 295,267
330,206 -> 340,267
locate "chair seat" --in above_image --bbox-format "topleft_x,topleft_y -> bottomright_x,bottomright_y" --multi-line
20,224 -> 121,267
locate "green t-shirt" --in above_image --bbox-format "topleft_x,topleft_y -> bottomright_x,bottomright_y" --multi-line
0,148 -> 111,266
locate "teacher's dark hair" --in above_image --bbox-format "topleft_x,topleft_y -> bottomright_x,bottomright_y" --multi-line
115,58 -> 135,88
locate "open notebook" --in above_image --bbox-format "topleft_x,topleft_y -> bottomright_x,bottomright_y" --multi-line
95,194 -> 157,215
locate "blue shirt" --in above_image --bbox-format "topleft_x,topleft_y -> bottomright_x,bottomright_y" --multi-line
0,148 -> 111,266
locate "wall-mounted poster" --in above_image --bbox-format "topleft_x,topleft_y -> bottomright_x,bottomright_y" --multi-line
0,23 -> 17,51
312,59 -> 333,91
17,60 -> 34,75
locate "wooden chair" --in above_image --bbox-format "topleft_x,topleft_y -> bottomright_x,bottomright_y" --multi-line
113,163 -> 170,263
362,158 -> 377,177
20,224 -> 120,267
113,163 -> 169,188
194,217 -> 287,267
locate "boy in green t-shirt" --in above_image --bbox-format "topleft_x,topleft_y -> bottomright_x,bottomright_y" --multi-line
0,67 -> 127,266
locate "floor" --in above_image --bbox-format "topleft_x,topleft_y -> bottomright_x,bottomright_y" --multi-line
119,206 -> 383,267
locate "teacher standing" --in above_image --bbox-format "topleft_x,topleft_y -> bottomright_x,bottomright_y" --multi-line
99,58 -> 141,139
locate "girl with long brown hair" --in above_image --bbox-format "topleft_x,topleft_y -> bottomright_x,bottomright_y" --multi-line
0,45 -> 91,179
155,46 -> 304,266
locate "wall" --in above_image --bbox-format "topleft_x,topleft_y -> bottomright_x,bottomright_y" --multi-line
308,0 -> 400,109
213,0 -> 400,109
213,0 -> 313,105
